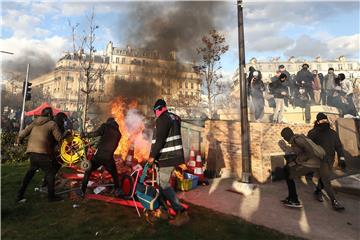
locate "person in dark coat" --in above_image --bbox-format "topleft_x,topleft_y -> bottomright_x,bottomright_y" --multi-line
293,79 -> 311,123
16,107 -> 63,202
279,65 -> 291,80
249,71 -> 265,121
280,127 -> 344,210
80,117 -> 121,197
148,99 -> 189,226
296,63 -> 314,102
270,73 -> 289,123
307,113 -> 346,202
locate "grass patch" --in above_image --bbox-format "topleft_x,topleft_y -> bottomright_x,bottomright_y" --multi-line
1,163 -> 302,240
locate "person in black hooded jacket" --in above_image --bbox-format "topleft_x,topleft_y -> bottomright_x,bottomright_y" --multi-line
80,117 -> 121,197
307,112 -> 346,202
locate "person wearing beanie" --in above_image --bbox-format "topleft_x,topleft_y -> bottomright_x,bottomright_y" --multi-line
280,127 -> 345,210
296,63 -> 314,102
148,99 -> 189,226
323,68 -> 337,105
249,70 -> 265,121
270,73 -> 289,123
308,113 -> 346,202
80,117 -> 122,198
15,107 -> 63,202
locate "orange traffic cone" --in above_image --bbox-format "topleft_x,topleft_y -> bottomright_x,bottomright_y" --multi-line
194,151 -> 204,178
187,147 -> 196,173
126,143 -> 135,167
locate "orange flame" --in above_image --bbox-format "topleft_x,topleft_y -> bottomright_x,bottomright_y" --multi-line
111,97 -> 151,162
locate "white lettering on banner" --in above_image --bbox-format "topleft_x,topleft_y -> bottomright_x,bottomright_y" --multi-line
152,135 -> 181,144
159,145 -> 183,153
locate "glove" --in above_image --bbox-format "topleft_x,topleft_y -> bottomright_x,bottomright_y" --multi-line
339,157 -> 346,169
63,130 -> 72,139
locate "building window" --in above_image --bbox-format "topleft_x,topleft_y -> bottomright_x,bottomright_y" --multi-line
121,58 -> 125,64
191,83 -> 194,89
348,64 -> 353,70
115,66 -> 118,72
317,64 -> 321,71
116,57 -> 119,63
185,82 -> 188,89
66,76 -> 74,81
66,82 -> 72,90
338,64 -> 343,70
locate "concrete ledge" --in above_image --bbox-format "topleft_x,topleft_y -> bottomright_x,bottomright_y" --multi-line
331,174 -> 360,196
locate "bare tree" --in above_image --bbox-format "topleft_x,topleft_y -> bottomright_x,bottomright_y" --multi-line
69,8 -> 108,130
194,30 -> 229,118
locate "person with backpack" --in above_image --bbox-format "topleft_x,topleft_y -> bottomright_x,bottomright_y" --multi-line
280,127 -> 344,210
308,113 -> 346,202
148,99 -> 189,226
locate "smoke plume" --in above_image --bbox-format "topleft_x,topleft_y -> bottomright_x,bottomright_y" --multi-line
1,49 -> 55,80
118,1 -> 230,61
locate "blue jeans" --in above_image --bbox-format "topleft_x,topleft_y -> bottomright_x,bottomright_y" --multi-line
158,166 -> 184,213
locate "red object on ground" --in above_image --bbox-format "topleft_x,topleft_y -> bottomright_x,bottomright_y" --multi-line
167,200 -> 189,216
86,194 -> 144,209
25,102 -> 69,116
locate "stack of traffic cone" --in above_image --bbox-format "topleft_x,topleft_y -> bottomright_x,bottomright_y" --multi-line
193,151 -> 204,180
187,147 -> 196,173
125,143 -> 134,167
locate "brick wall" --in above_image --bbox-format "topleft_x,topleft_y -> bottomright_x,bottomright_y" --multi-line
204,120 -> 313,183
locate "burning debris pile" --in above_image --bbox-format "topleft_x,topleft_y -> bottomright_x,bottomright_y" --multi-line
111,97 -> 152,163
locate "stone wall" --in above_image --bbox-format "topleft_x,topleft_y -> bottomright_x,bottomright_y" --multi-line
204,120 -> 313,183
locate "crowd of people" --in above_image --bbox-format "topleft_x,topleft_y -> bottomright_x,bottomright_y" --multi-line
248,64 -> 359,123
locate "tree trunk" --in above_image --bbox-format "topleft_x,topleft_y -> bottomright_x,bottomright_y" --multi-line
82,93 -> 89,131
207,87 -> 212,118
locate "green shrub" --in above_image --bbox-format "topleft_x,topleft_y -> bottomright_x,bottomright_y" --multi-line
1,132 -> 28,163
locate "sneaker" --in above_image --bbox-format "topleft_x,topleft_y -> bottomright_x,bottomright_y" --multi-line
332,200 -> 345,211
154,208 -> 169,220
169,211 -> 190,226
16,196 -> 27,203
280,197 -> 290,204
48,195 -> 64,202
314,190 -> 324,202
282,198 -> 303,208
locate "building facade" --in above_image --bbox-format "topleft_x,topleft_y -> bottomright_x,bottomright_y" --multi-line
31,41 -> 201,115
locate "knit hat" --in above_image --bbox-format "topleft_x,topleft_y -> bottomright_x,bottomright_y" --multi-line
338,73 -> 345,81
279,73 -> 287,80
41,107 -> 53,117
281,127 -> 294,142
302,63 -> 309,68
153,99 -> 166,110
316,112 -> 328,121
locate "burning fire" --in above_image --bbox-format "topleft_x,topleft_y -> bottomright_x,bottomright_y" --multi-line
111,97 -> 152,162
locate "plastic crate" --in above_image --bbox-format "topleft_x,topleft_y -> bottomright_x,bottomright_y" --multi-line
184,173 -> 199,190
177,178 -> 192,191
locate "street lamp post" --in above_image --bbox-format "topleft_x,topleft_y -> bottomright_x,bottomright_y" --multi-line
237,0 -> 252,183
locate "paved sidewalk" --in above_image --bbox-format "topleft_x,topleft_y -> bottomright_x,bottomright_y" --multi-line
178,178 -> 360,240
